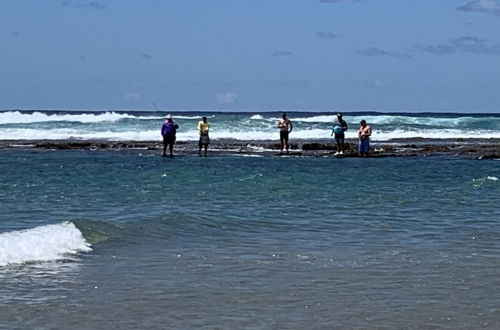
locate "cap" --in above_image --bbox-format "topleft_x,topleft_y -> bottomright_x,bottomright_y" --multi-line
165,114 -> 172,119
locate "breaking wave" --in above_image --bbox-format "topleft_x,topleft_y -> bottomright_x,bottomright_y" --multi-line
293,114 -> 499,128
0,111 -> 158,124
1,111 -> 499,141
1,127 -> 500,141
250,114 -> 265,120
0,222 -> 91,267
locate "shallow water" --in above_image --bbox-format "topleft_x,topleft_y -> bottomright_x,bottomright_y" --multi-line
1,151 -> 499,329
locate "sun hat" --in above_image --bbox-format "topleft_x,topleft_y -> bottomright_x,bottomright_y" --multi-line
165,114 -> 172,119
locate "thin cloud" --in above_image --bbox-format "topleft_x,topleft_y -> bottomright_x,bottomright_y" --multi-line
271,50 -> 293,57
416,36 -> 500,56
316,31 -> 338,40
141,54 -> 152,60
88,1 -> 106,9
457,0 -> 500,16
216,92 -> 237,104
364,80 -> 385,89
357,47 -> 411,59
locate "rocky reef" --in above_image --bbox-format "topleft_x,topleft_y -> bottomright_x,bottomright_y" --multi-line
1,138 -> 499,159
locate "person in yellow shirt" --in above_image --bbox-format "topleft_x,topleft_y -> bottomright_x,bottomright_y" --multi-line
197,116 -> 210,157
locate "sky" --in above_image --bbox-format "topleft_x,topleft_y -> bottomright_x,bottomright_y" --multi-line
1,0 -> 500,112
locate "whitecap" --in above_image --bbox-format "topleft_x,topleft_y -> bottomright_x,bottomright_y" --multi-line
293,115 -> 337,123
0,222 -> 91,267
175,115 -> 216,120
0,111 -> 164,124
250,114 -> 264,120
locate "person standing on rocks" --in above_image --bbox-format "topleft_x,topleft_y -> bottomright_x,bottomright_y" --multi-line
358,120 -> 372,157
161,114 -> 179,157
331,113 -> 348,155
197,116 -> 210,157
277,112 -> 293,155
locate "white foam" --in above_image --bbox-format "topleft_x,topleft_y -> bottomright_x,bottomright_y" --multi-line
0,111 -> 158,124
1,126 -> 500,142
472,176 -> 499,189
294,115 -> 338,123
0,128 -> 161,141
230,154 -> 265,157
0,111 -> 219,126
0,222 -> 91,267
0,127 -> 330,141
250,114 -> 264,120
292,114 -> 499,128
174,115 -> 216,120
374,129 -> 500,140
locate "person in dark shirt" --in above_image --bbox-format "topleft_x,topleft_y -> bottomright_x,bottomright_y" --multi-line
161,114 -> 179,157
331,113 -> 348,155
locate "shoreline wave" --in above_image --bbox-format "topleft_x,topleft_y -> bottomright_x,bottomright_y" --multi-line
0,222 -> 91,267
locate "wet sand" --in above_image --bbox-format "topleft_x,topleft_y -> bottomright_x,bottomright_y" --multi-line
0,138 -> 499,159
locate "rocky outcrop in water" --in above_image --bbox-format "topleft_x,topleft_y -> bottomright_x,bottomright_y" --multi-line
1,138 -> 499,159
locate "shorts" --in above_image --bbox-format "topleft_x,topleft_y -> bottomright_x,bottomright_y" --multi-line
280,131 -> 289,140
335,133 -> 345,145
163,135 -> 176,145
199,134 -> 210,146
359,139 -> 370,153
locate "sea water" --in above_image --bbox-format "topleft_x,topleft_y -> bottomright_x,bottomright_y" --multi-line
1,110 -> 500,141
1,150 -> 499,329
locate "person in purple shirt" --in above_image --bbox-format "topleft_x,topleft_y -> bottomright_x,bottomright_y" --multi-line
161,114 -> 179,157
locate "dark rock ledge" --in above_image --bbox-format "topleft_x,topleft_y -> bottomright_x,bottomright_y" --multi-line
1,138 -> 499,159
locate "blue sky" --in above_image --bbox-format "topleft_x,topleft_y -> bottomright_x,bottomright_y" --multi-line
1,0 -> 499,112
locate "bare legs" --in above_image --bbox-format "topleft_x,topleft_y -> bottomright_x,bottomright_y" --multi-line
199,144 -> 208,157
280,136 -> 289,155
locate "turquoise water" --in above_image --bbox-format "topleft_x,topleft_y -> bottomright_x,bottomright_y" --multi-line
1,151 -> 500,328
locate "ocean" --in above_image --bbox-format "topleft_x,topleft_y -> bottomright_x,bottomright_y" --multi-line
1,111 -> 500,329
1,110 -> 500,141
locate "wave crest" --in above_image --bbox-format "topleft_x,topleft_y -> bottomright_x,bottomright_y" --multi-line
0,111 -> 158,124
0,222 -> 92,267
